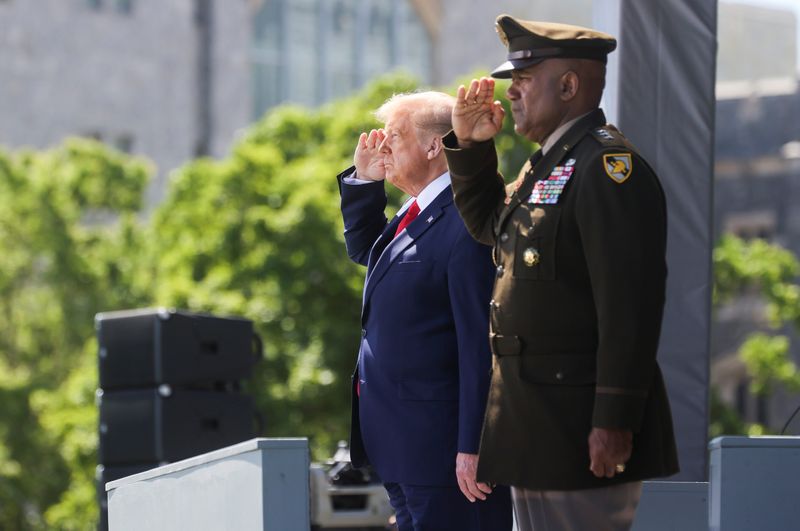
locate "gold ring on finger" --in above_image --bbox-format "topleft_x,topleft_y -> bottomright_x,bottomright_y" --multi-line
615,464 -> 625,473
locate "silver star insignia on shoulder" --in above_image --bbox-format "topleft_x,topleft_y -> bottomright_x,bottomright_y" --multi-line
595,128 -> 614,140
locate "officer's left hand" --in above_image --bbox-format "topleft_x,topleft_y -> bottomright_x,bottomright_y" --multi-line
456,452 -> 493,502
588,427 -> 633,479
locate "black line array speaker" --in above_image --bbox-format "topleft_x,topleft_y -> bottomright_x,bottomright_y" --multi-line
98,388 -> 255,464
97,308 -> 258,389
95,308 -> 261,530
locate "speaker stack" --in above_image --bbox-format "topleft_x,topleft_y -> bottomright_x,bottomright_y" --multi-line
94,308 -> 260,530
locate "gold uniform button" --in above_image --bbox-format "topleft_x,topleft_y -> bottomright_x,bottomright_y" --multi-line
523,247 -> 540,267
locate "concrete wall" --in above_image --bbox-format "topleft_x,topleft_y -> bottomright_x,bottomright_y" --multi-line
434,0 -> 592,84
0,0 -> 251,205
717,3 -> 797,82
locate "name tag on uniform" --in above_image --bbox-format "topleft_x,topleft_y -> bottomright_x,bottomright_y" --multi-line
527,161 -> 575,204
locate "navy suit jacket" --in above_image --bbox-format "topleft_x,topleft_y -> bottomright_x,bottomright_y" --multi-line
338,167 -> 495,486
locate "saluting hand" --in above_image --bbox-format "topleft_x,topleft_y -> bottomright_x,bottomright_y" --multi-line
453,77 -> 505,147
354,129 -> 386,181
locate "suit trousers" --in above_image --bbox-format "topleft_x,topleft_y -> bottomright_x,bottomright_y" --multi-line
384,481 -> 512,531
511,481 -> 642,531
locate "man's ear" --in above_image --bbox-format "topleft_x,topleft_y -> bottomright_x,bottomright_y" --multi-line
560,71 -> 579,101
427,135 -> 444,160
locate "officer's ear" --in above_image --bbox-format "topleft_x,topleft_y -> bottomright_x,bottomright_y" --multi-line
559,71 -> 579,101
426,135 -> 444,160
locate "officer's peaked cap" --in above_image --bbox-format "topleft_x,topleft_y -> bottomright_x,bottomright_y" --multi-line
491,15 -> 617,79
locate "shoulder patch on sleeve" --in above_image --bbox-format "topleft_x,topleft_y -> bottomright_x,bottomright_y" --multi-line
602,153 -> 633,183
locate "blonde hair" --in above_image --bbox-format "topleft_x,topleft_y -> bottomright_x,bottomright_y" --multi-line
374,91 -> 455,138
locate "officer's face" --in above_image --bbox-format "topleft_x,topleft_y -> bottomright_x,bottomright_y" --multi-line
379,113 -> 429,196
507,61 -> 567,143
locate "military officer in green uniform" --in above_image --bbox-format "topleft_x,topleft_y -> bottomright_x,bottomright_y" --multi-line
443,15 -> 679,531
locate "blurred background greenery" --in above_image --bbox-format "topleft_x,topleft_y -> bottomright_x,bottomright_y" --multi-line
0,72 -> 797,529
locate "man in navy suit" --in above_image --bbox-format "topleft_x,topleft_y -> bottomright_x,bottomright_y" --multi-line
337,92 -> 512,531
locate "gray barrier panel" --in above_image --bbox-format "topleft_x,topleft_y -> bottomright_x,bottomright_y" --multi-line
107,438 -> 310,531
709,436 -> 800,531
594,0 -> 717,481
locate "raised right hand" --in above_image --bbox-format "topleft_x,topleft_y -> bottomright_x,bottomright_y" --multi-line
354,129 -> 386,181
452,77 -> 505,147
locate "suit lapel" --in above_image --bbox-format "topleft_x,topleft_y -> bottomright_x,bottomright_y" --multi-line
366,215 -> 402,274
362,187 -> 452,310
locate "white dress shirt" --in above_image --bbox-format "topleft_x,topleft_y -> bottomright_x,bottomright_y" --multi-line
343,171 -> 452,217
541,111 -> 593,156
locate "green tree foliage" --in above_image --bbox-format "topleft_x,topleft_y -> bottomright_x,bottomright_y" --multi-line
714,234 -> 800,327
0,72 -> 533,528
0,140 -> 151,529
712,234 -> 800,435
739,334 -> 800,396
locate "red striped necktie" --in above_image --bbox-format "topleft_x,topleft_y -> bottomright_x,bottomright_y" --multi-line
394,200 -> 420,238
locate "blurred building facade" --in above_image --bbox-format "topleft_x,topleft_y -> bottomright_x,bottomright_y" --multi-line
0,1 -> 797,193
0,0 -> 251,204
717,2 -> 798,83
0,0 -> 591,204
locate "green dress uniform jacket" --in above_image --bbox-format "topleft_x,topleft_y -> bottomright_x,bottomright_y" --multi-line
443,108 -> 679,491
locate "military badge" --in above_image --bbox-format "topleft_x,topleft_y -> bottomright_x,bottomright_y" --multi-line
523,247 -> 540,267
594,128 -> 615,141
528,164 -> 574,204
603,153 -> 632,183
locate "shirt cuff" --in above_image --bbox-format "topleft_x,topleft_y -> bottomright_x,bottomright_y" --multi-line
341,172 -> 375,185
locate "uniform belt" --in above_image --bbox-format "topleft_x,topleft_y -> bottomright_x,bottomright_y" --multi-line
491,334 -> 522,357
491,334 -> 597,356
